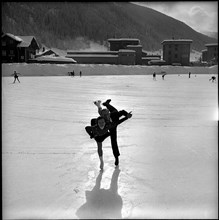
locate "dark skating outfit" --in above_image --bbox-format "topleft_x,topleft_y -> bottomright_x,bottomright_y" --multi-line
85,115 -> 129,158
13,72 -> 20,83
103,102 -> 130,162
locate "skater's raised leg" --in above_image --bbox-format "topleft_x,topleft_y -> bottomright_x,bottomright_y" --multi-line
103,99 -> 118,113
94,100 -> 102,115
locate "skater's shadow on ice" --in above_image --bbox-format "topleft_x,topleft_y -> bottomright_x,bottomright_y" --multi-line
76,168 -> 123,219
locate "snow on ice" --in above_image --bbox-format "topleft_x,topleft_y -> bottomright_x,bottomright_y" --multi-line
2,64 -> 218,219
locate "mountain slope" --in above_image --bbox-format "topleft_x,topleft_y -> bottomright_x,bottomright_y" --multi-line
2,2 -> 217,51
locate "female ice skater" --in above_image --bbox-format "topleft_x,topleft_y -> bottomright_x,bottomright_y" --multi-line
86,108 -> 131,169
93,99 -> 132,166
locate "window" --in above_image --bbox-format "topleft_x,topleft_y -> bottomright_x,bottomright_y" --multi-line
2,41 -> 6,46
175,54 -> 178,58
2,50 -> 6,56
10,39 -> 13,44
10,50 -> 14,55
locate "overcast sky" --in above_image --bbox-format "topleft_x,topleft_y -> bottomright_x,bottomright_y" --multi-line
132,1 -> 218,34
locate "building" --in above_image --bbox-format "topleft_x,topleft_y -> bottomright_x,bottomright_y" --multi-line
2,33 -> 40,63
108,38 -> 140,51
202,43 -> 218,64
161,39 -> 193,66
201,49 -> 207,62
66,38 -> 158,65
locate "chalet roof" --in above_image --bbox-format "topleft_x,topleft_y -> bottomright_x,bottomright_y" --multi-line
2,33 -> 23,42
17,36 -> 37,47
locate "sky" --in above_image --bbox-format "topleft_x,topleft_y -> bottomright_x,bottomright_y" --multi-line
132,1 -> 218,34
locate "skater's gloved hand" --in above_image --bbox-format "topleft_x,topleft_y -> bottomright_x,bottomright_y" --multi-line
127,111 -> 132,119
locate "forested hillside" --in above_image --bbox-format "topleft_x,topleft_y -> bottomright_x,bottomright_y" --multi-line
2,2 -> 217,51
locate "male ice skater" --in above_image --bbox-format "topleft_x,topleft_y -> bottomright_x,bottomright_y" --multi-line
12,71 -> 21,83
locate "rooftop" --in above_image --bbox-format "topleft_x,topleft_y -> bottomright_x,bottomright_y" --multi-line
108,38 -> 140,42
17,36 -> 37,47
161,39 -> 193,44
2,33 -> 23,42
205,43 -> 218,47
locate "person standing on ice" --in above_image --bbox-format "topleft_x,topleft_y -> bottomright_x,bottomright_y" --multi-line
85,116 -> 111,170
162,73 -> 166,80
80,71 -> 82,77
85,114 -> 130,169
93,99 -> 132,166
153,72 -> 156,80
12,71 -> 21,83
189,72 -> 191,78
209,76 -> 216,82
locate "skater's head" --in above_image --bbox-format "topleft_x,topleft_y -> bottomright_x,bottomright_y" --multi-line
97,116 -> 106,129
100,109 -> 110,120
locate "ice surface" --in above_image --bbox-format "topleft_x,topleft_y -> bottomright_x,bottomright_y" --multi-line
2,67 -> 218,219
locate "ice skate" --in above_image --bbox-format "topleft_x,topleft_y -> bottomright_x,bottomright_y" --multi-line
103,99 -> 111,106
115,156 -> 119,166
94,100 -> 101,108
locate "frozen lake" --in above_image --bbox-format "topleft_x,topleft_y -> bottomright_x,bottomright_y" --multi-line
2,73 -> 218,219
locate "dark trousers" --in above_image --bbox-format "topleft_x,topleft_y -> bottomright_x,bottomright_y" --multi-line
104,103 -> 120,158
13,76 -> 20,83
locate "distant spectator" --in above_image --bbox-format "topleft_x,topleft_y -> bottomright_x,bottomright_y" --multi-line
209,76 -> 216,82
162,74 -> 166,80
153,72 -> 156,80
68,70 -> 74,77
80,71 -> 82,77
11,71 -> 21,83
189,72 -> 191,78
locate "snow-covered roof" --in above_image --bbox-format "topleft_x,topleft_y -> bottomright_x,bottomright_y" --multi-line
126,45 -> 142,48
118,49 -> 135,53
32,55 -> 77,63
205,43 -> 218,47
161,39 -> 193,44
2,33 -> 23,42
17,36 -> 37,48
108,38 -> 140,42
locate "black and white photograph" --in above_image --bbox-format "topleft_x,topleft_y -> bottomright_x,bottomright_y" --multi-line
2,1 -> 218,219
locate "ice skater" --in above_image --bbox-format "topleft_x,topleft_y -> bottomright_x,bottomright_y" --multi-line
68,70 -> 74,77
209,76 -> 216,82
153,72 -> 156,80
162,73 -> 166,80
189,72 -> 191,78
85,112 -> 131,169
12,71 -> 21,83
80,71 -> 82,77
93,99 -> 132,166
85,116 -> 111,169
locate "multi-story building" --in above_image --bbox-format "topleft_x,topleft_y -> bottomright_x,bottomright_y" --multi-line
2,33 -> 40,63
202,43 -> 218,64
161,39 -> 193,66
